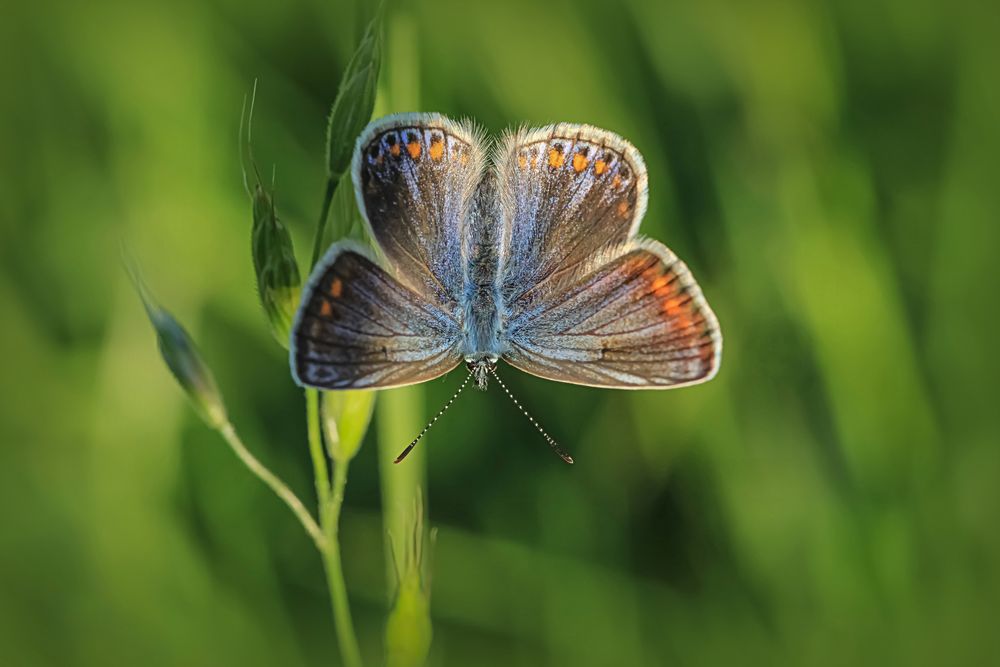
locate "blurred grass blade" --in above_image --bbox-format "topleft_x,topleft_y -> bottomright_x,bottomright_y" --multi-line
322,390 -> 376,463
385,492 -> 434,667
251,182 -> 301,348
124,251 -> 228,430
325,7 -> 383,180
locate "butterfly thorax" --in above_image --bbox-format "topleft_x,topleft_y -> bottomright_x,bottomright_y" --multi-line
460,171 -> 506,381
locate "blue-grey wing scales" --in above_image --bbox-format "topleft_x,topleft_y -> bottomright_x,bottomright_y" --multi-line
292,114 -> 487,390
291,242 -> 463,389
495,124 -> 648,315
493,124 -> 722,388
292,114 -> 722,392
353,113 -> 486,308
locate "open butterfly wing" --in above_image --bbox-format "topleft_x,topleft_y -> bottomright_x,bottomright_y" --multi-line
352,113 -> 485,308
494,123 -> 648,314
294,115 -> 721,391
291,114 -> 488,390
496,123 -> 721,388
502,243 -> 721,388
291,242 -> 462,390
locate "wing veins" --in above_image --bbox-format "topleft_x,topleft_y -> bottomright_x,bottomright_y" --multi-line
508,182 -> 634,306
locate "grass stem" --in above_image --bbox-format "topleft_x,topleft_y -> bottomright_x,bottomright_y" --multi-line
306,166 -> 365,665
310,176 -> 339,268
306,388 -> 330,507
216,421 -> 325,550
320,461 -> 363,667
306,386 -> 365,666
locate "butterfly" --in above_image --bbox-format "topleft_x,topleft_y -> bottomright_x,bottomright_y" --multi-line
290,113 -> 722,462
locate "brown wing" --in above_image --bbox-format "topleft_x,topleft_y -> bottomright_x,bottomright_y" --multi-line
352,113 -> 485,309
494,123 -> 648,316
502,240 -> 721,388
291,242 -> 462,390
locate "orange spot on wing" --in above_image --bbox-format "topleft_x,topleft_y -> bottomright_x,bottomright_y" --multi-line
572,153 -> 588,172
612,175 -> 622,188
320,300 -> 332,317
548,148 -> 565,168
666,304 -> 695,333
407,141 -> 422,159
389,143 -> 401,157
638,262 -> 662,281
594,159 -> 607,175
329,278 -> 343,298
662,296 -> 685,315
652,270 -> 680,297
429,139 -> 444,160
518,153 -> 528,169
617,201 -> 630,216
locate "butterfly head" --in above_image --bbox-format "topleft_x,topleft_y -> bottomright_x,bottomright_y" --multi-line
466,356 -> 498,391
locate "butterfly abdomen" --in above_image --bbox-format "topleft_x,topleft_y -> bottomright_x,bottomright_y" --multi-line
461,279 -> 503,359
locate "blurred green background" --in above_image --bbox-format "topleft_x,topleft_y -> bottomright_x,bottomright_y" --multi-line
2,0 -> 998,665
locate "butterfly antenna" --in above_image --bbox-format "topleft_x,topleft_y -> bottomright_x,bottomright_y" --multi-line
488,367 -> 574,464
394,371 -> 474,464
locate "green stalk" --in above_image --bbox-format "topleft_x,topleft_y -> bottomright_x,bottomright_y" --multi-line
306,170 -> 362,667
305,264 -> 364,667
377,386 -> 426,574
306,389 -> 330,507
303,8 -> 391,663
377,10 -> 434,665
378,0 -> 427,589
321,460 -> 362,667
310,176 -> 339,269
217,421 -> 325,550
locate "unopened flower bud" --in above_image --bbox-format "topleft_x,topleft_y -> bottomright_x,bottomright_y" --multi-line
326,12 -> 383,179
322,390 -> 375,463
127,258 -> 228,430
251,184 -> 301,347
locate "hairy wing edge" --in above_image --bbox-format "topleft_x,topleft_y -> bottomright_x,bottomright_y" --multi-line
493,122 -> 650,246
349,111 -> 487,267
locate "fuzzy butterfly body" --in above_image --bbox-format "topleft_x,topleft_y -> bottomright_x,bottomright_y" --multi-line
291,113 -> 721,394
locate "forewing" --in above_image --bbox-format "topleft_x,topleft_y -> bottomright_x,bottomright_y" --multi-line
495,123 -> 648,313
291,242 -> 462,389
352,113 -> 485,308
503,241 -> 722,388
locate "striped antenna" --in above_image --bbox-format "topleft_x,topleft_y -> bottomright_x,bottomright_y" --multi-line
394,371 -> 474,464
489,366 -> 574,464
